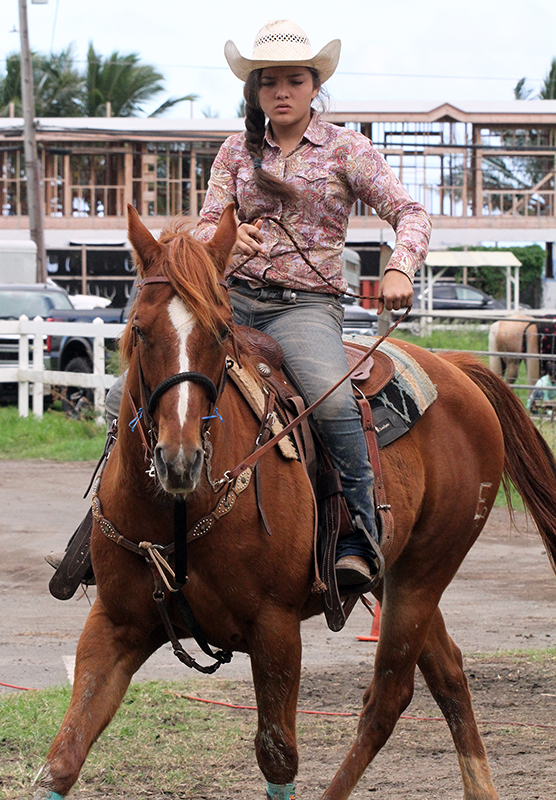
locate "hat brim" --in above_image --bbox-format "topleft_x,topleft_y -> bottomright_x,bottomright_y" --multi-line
224,39 -> 341,83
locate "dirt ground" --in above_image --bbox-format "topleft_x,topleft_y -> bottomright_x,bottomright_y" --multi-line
1,460 -> 556,799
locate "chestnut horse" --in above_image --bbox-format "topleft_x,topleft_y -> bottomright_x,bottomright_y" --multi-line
488,313 -> 539,385
33,205 -> 556,800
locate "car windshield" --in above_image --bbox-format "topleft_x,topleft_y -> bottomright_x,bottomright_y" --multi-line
0,290 -> 73,318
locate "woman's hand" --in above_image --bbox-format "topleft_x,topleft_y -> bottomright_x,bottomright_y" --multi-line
377,270 -> 413,315
233,219 -> 264,256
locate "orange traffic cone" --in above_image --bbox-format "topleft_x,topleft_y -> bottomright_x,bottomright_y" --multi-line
357,602 -> 381,642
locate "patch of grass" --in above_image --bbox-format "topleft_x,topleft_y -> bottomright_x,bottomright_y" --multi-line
391,326 -> 489,354
464,648 -> 556,663
0,680 -> 257,799
0,406 -> 106,461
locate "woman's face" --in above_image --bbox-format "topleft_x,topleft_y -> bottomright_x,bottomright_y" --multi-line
258,66 -> 318,130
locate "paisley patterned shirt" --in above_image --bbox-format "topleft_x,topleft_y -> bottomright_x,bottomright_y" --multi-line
194,114 -> 431,293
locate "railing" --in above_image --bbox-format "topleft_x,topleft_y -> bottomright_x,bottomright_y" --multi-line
0,317 -> 125,421
482,189 -> 555,217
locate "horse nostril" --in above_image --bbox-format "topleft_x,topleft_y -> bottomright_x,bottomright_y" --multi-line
191,447 -> 204,480
154,445 -> 168,481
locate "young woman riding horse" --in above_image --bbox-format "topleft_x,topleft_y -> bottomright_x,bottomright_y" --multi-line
48,18 -> 430,596
32,202 -> 556,800
191,19 -> 430,590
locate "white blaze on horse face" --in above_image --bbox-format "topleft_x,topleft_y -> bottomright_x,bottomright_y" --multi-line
168,297 -> 196,427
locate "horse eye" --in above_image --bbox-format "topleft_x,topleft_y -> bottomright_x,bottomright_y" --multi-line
219,327 -> 230,343
134,325 -> 147,343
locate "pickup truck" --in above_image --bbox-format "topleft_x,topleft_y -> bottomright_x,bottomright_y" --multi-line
43,292 -> 134,412
0,282 -> 133,407
46,294 -> 134,374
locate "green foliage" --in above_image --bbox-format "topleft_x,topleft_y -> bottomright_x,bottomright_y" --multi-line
514,56 -> 556,100
391,326 -> 489,353
84,44 -> 165,117
0,406 -> 105,461
0,44 -> 195,118
539,57 -> 556,99
445,244 -> 545,307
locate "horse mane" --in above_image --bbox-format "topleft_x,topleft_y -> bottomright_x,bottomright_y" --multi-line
120,220 -> 230,364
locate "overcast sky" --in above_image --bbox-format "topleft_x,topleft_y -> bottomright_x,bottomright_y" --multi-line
2,0 -> 556,118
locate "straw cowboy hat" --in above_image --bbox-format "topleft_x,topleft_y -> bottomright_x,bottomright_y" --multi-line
225,20 -> 341,83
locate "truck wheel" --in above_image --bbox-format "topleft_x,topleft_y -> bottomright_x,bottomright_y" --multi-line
62,357 -> 94,418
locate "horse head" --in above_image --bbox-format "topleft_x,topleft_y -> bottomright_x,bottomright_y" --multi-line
123,203 -> 237,495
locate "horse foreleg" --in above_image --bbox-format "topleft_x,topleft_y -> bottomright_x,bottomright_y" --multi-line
417,608 -> 499,800
32,599 -> 159,799
247,608 -> 302,798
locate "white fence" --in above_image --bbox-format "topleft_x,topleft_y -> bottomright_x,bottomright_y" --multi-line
0,316 -> 125,421
2,311 -> 556,421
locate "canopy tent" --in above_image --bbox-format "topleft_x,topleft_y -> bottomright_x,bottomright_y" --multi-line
421,250 -> 522,312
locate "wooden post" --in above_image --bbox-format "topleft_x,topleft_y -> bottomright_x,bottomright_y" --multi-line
18,315 -> 30,418
18,0 -> 47,282
93,318 -> 106,425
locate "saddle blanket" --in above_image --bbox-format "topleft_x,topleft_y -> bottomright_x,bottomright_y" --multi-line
227,334 -> 438,454
343,334 -> 438,447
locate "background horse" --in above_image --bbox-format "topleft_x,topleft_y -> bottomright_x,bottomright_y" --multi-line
488,313 -> 539,385
33,205 -> 556,800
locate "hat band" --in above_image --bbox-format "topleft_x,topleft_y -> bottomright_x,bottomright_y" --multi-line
254,32 -> 310,48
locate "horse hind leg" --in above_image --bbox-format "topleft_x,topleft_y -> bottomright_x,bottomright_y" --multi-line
417,608 -> 499,800
488,323 -> 504,379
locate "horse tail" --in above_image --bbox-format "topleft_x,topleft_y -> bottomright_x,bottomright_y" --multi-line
441,351 -> 556,573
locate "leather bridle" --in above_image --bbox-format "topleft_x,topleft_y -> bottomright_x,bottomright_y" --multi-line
130,275 -> 229,458
104,273 -> 234,673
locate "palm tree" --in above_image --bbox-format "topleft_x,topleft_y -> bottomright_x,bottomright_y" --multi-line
0,44 -> 197,118
539,58 -> 556,99
35,46 -> 84,116
84,44 -> 195,117
514,57 -> 556,100
0,47 -> 83,117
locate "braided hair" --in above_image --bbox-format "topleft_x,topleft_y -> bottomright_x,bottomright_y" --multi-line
243,67 -> 323,205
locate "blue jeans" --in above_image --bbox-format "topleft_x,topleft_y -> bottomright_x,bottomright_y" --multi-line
230,282 -> 378,554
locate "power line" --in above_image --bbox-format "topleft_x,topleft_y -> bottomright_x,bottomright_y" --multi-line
0,52 -> 545,83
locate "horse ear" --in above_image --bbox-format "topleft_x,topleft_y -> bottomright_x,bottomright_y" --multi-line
206,203 -> 237,275
127,204 -> 162,276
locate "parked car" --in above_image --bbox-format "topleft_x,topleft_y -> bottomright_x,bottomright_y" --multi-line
0,283 -> 74,402
415,282 -> 506,311
341,297 -> 378,336
0,282 -> 131,408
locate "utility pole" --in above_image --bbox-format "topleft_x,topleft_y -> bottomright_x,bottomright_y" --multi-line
18,0 -> 47,283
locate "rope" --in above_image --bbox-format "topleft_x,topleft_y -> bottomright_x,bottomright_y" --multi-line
173,692 -> 556,730
3,682 -> 555,731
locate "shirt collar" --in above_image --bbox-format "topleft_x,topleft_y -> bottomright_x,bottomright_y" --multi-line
264,112 -> 325,149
